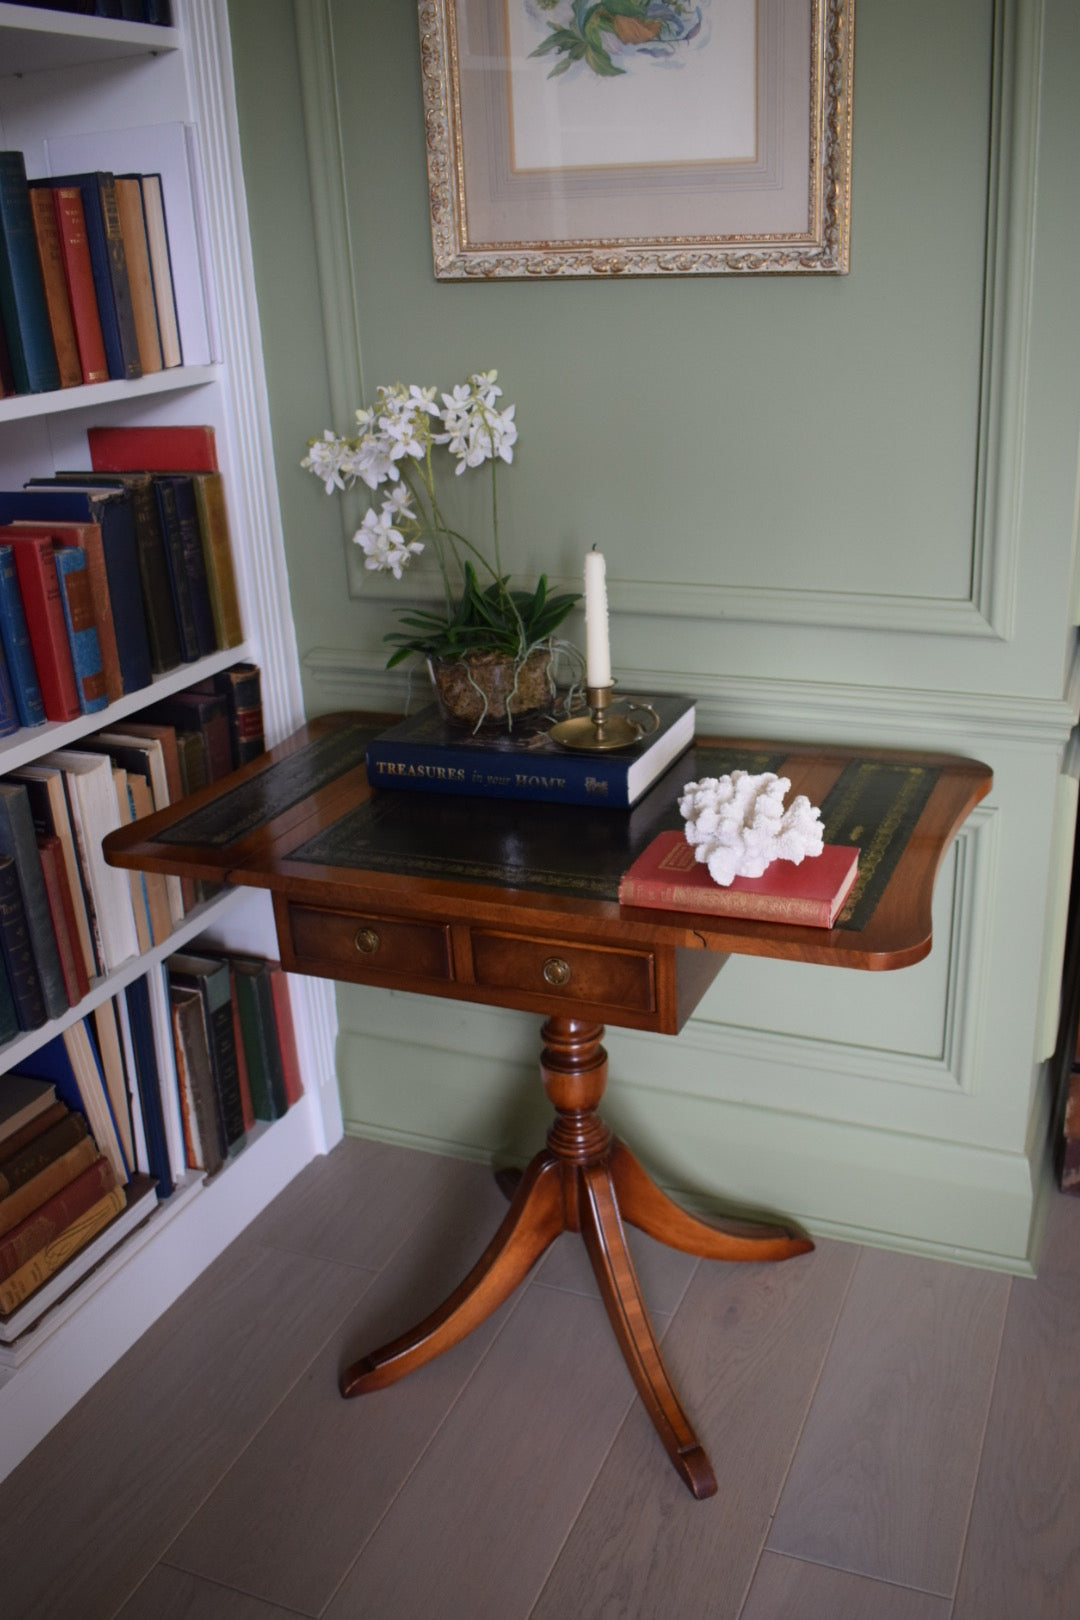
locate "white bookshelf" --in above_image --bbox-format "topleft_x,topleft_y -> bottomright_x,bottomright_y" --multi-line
0,1 -> 341,1480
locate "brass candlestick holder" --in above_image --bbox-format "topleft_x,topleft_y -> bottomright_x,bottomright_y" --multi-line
548,683 -> 660,754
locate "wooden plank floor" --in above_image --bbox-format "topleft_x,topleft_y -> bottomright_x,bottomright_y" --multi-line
2,1135 -> 1079,1620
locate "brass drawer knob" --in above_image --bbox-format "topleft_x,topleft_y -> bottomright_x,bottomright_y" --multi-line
354,927 -> 381,955
542,956 -> 572,988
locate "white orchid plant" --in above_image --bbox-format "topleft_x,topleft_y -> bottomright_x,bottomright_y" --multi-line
303,370 -> 579,669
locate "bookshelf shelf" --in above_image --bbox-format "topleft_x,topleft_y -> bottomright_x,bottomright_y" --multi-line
0,884 -> 244,1074
0,366 -> 219,426
0,0 -> 341,1481
0,641 -> 252,773
0,5 -> 178,78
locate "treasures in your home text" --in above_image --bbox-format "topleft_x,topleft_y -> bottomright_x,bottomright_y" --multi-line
370,759 -> 619,794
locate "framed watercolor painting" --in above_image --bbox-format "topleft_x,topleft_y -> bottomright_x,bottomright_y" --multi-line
418,0 -> 854,279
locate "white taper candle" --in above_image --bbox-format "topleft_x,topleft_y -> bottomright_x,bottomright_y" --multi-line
584,548 -> 612,688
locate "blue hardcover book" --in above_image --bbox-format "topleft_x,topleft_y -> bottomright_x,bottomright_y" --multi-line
0,853 -> 46,1032
124,973 -> 174,1197
0,780 -> 69,1022
0,545 -> 46,729
53,547 -> 108,715
37,172 -> 141,381
0,488 -> 152,695
0,151 -> 61,394
365,696 -> 697,810
0,626 -> 20,738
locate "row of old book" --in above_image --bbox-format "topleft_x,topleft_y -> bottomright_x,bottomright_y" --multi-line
0,661 -> 264,1043
0,147 -> 184,397
0,425 -> 243,739
0,944 -> 301,1336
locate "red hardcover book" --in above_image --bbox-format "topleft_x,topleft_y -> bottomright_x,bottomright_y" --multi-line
37,833 -> 90,1005
0,1153 -> 116,1282
87,424 -> 219,474
50,185 -> 109,386
618,833 -> 860,929
267,962 -> 303,1107
0,528 -> 80,721
12,520 -> 123,705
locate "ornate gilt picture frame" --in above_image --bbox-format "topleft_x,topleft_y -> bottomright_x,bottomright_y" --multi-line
419,0 -> 854,279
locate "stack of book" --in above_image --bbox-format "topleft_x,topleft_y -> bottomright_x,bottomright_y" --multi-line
1,944 -> 303,1338
0,148 -> 186,397
0,662 -> 264,1043
0,1049 -> 154,1337
166,951 -> 303,1180
0,425 -> 245,739
366,694 -> 697,809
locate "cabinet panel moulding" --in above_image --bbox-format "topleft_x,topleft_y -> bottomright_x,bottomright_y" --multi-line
304,0 -> 1040,646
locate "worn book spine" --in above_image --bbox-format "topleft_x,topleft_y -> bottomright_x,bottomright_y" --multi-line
125,476 -> 183,673
151,476 -> 202,662
0,780 -> 69,1021
3,532 -> 81,722
37,834 -> 89,1006
213,663 -> 265,766
0,545 -> 46,729
0,1101 -> 68,1169
50,185 -> 109,384
47,173 -> 141,381
53,547 -> 109,714
0,633 -> 19,738
0,152 -> 61,394
169,985 -> 224,1174
135,173 -> 181,367
158,475 -> 216,657
232,960 -> 286,1120
123,974 -> 174,1198
267,962 -> 303,1108
0,954 -> 19,1046
27,187 -> 82,388
0,1153 -> 116,1281
0,1185 -> 126,1315
113,175 -> 162,375
0,1135 -> 98,1241
0,853 -> 47,1031
190,472 -> 242,647
148,691 -> 231,781
49,525 -> 124,704
0,1111 -> 87,1198
167,957 -> 244,1152
87,422 -> 219,473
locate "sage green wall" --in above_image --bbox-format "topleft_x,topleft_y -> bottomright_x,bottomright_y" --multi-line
229,0 -> 1080,1269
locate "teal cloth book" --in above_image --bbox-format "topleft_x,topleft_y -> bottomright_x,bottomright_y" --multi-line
0,628 -> 20,738
0,151 -> 61,394
0,546 -> 45,729
53,547 -> 108,715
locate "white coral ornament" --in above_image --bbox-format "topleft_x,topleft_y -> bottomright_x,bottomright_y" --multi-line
678,772 -> 825,887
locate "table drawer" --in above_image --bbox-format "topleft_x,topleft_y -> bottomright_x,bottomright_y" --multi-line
287,904 -> 453,982
471,931 -> 655,1014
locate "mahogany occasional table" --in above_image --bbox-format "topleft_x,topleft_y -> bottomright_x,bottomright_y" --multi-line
105,712 -> 991,1500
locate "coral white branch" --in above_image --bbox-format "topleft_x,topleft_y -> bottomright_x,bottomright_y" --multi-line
678,772 -> 825,887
